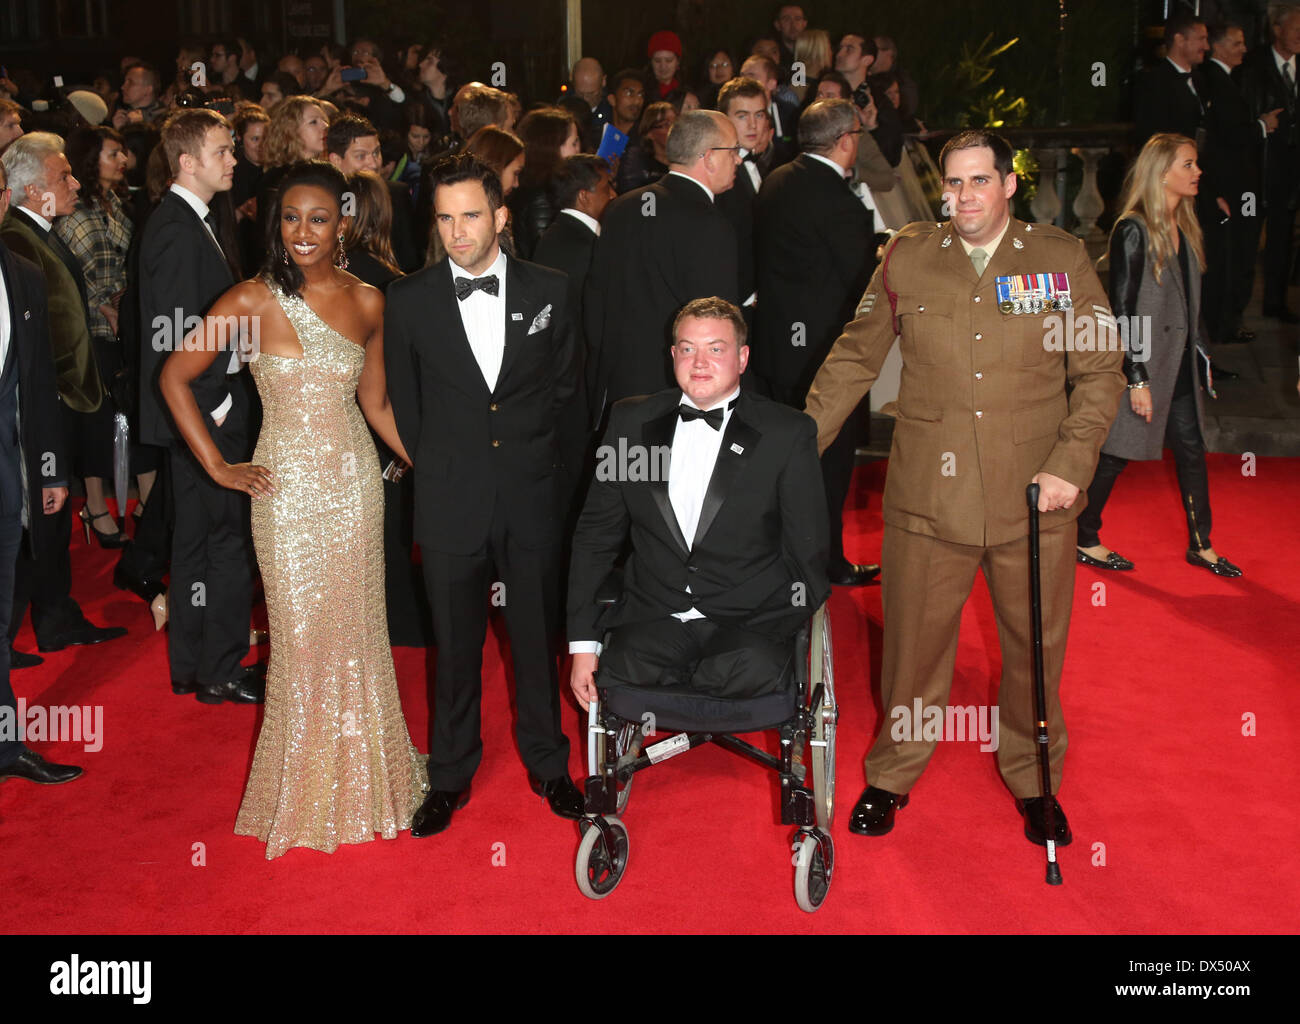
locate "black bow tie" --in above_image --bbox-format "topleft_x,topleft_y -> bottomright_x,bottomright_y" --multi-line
742,152 -> 758,164
455,275 -> 499,301
677,403 -> 726,430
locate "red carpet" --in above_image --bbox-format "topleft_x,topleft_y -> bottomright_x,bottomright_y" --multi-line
1,453 -> 1297,934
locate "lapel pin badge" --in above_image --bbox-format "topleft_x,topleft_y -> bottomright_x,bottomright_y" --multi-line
511,312 -> 524,321
730,443 -> 744,455
24,310 -> 31,319
1012,237 -> 1025,249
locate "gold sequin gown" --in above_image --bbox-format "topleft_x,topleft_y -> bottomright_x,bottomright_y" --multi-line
235,278 -> 427,860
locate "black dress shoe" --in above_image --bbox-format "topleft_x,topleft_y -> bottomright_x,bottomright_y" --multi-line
411,787 -> 470,838
847,785 -> 908,836
828,562 -> 881,586
36,622 -> 128,652
531,774 -> 585,819
8,646 -> 43,669
172,678 -> 199,696
0,750 -> 83,785
1186,549 -> 1243,578
112,564 -> 166,603
1210,360 -> 1239,381
1018,796 -> 1072,846
196,667 -> 265,704
1076,547 -> 1134,571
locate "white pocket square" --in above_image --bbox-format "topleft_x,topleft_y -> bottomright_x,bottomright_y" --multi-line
527,304 -> 553,335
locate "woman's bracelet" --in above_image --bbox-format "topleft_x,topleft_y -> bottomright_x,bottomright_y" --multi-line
1126,381 -> 1150,391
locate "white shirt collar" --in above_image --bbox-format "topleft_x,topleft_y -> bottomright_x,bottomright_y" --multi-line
806,152 -> 849,179
1275,47 -> 1296,73
561,208 -> 600,236
1210,57 -> 1232,75
680,385 -> 741,414
169,182 -> 211,221
17,206 -> 53,234
450,245 -> 506,282
1166,55 -> 1192,75
667,170 -> 714,203
958,216 -> 1011,260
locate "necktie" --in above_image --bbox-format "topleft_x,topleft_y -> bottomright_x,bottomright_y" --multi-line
455,275 -> 499,301
1284,61 -> 1296,101
970,247 -> 989,277
201,209 -> 228,260
677,403 -> 724,430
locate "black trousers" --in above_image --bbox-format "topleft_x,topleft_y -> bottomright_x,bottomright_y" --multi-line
113,448 -> 173,586
420,498 -> 570,791
598,617 -> 793,699
1076,392 -> 1213,551
0,513 -> 24,767
1199,200 -> 1265,341
167,426 -> 252,687
1262,171 -> 1299,312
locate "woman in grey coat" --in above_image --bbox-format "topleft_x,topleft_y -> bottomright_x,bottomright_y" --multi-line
1076,133 -> 1242,578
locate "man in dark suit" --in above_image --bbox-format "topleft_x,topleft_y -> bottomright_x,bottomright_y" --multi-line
585,110 -> 741,423
385,153 -> 585,837
533,155 -> 615,513
833,33 -> 904,168
1199,22 -> 1281,343
325,114 -> 420,273
0,166 -> 84,784
740,55 -> 800,169
140,108 -> 260,705
0,132 -> 125,657
715,76 -> 770,310
568,296 -> 829,705
755,99 -> 879,587
1237,5 -> 1300,323
1134,13 -> 1210,148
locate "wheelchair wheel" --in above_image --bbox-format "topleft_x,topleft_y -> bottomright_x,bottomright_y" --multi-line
575,816 -> 629,900
793,831 -> 833,913
809,606 -> 837,830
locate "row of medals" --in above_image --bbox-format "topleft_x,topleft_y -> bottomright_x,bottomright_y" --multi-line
999,295 -> 1073,315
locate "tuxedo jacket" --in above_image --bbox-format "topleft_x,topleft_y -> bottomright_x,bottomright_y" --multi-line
715,162 -> 758,302
384,252 -> 578,555
0,240 -> 68,556
137,190 -> 239,448
1134,60 -> 1205,147
0,209 -> 102,414
568,387 -> 830,644
584,173 -> 739,416
753,154 -> 875,404
1199,60 -> 1263,202
1237,47 -> 1300,205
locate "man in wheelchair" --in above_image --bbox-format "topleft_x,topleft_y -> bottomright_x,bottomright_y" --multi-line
567,296 -> 831,707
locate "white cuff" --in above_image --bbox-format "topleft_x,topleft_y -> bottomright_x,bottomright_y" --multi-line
742,292 -> 757,307
210,392 -> 233,423
569,640 -> 603,656
387,84 -> 406,103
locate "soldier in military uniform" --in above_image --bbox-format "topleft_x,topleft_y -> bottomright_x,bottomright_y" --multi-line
803,130 -> 1126,846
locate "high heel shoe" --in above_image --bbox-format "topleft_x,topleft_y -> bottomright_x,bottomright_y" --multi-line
150,591 -> 169,631
79,507 -> 129,549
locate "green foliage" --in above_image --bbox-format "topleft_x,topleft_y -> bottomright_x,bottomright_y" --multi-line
932,33 -> 1030,129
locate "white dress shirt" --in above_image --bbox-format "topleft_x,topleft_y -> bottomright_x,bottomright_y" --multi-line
1274,46 -> 1297,83
739,149 -> 762,193
17,207 -> 53,234
451,246 -> 507,392
560,208 -> 600,236
0,253 -> 10,375
568,386 -> 740,653
170,183 -> 239,420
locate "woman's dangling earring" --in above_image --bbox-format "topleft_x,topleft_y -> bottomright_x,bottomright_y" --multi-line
335,233 -> 348,270
280,244 -> 289,265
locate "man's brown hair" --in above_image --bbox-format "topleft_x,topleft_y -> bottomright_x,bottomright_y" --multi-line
716,76 -> 768,116
161,107 -> 230,174
673,295 -> 748,347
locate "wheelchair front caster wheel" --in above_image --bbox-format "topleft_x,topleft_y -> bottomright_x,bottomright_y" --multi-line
575,816 -> 629,900
793,831 -> 833,912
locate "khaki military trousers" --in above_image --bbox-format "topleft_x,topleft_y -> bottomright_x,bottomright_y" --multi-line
866,520 -> 1075,799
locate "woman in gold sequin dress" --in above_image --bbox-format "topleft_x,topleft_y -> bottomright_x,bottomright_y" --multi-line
159,161 -> 426,858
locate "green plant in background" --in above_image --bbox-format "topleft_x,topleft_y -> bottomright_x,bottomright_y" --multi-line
932,33 -> 1031,129
1011,147 -> 1039,221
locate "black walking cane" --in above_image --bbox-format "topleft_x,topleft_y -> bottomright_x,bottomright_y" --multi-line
1026,483 -> 1063,885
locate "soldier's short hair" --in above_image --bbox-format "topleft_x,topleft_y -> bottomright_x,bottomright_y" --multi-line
665,110 -> 727,166
673,296 -> 748,348
798,98 -> 859,155
939,129 -> 1015,179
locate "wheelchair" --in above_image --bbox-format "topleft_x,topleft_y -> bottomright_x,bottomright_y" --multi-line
574,602 -> 837,912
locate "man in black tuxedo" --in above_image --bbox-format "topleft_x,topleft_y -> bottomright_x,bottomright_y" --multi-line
533,155 -> 615,514
1237,5 -> 1300,323
0,167 -> 84,784
740,55 -> 800,169
585,109 -> 741,422
754,99 -> 879,587
324,114 -> 420,274
715,76 -> 771,311
140,108 -> 260,705
385,154 -> 584,837
568,296 -> 829,705
0,133 -> 125,658
1134,13 -> 1210,148
1199,22 -> 1280,344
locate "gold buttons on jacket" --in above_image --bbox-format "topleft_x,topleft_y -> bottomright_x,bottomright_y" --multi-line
490,403 -> 499,411
975,372 -> 984,380
975,410 -> 984,418
973,296 -> 981,303
918,304 -> 926,312
975,333 -> 982,340
492,440 -> 501,447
